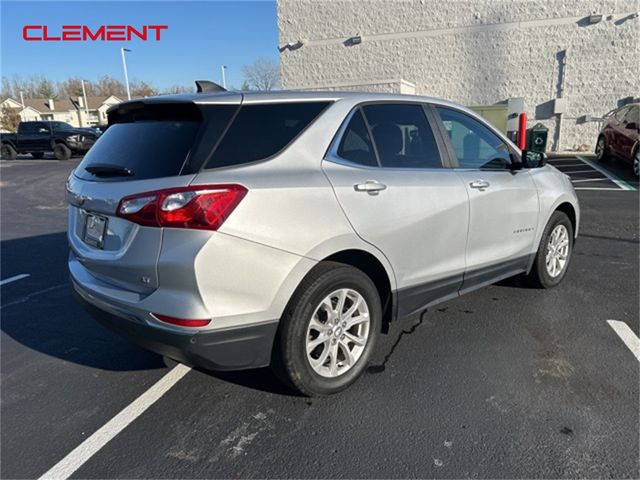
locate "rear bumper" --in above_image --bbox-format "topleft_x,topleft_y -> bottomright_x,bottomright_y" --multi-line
72,280 -> 278,371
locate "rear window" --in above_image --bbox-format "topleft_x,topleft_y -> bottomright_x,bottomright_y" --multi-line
75,103 -> 235,181
204,102 -> 330,169
76,121 -> 200,181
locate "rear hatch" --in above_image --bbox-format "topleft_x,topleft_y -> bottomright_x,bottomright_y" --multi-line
67,95 -> 241,294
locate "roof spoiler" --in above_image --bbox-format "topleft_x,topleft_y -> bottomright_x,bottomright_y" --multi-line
195,80 -> 227,93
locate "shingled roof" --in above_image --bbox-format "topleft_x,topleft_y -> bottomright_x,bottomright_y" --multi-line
20,95 -> 123,112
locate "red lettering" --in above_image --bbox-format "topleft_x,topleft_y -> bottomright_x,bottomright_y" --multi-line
23,25 -> 167,41
23,25 -> 41,41
148,25 -> 168,40
127,25 -> 147,41
106,25 -> 126,41
82,25 -> 105,41
62,25 -> 81,41
43,25 -> 60,41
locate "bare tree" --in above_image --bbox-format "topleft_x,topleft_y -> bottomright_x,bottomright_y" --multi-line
0,105 -> 22,132
95,75 -> 126,97
4,74 -> 57,99
1,77 -> 13,101
58,77 -> 97,98
0,74 -> 188,101
241,58 -> 280,91
130,80 -> 157,97
164,84 -> 192,94
36,77 -> 56,98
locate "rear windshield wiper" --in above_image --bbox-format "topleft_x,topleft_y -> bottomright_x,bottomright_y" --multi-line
85,164 -> 134,177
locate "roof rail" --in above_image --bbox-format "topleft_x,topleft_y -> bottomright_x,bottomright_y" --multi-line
195,80 -> 227,93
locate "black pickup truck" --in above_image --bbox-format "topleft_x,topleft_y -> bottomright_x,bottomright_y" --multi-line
1,121 -> 99,160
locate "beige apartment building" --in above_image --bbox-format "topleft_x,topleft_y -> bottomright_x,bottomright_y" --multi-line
0,95 -> 123,129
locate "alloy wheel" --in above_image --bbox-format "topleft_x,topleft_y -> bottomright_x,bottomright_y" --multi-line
595,137 -> 605,160
546,224 -> 570,278
634,150 -> 639,177
305,289 -> 370,378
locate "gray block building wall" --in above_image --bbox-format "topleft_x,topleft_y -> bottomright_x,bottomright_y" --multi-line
277,0 -> 640,151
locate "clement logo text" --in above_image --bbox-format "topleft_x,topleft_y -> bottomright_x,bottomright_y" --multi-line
22,25 -> 169,41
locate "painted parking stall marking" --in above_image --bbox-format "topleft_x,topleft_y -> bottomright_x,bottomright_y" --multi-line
607,320 -> 640,361
39,364 -> 192,480
547,156 -> 636,191
0,273 -> 30,286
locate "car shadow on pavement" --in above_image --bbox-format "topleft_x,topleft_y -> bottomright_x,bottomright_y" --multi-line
202,367 -> 297,396
1,232 -> 165,372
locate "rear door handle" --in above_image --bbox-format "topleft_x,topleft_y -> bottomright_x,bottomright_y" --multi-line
469,179 -> 490,191
354,181 -> 387,195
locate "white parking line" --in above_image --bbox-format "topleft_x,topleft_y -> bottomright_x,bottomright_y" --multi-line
573,187 -> 627,191
571,178 -> 610,183
39,364 -> 191,480
566,169 -> 606,174
577,156 -> 636,191
607,320 -> 640,361
550,163 -> 590,168
0,273 -> 30,286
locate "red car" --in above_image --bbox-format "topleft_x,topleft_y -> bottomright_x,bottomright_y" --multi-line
595,103 -> 639,176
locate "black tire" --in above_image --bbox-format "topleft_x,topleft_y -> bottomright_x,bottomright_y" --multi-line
525,211 -> 574,289
31,152 -> 44,159
1,143 -> 17,160
595,135 -> 609,162
53,143 -> 71,160
273,261 -> 381,396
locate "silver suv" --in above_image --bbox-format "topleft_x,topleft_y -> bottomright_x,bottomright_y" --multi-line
68,90 -> 579,395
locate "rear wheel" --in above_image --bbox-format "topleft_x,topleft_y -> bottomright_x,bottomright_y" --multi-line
31,152 -> 44,159
1,143 -> 17,160
53,143 -> 71,160
273,262 -> 381,396
595,135 -> 609,162
633,148 -> 639,177
525,211 -> 573,288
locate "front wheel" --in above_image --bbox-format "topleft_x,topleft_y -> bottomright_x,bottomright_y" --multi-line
53,143 -> 71,160
633,148 -> 639,177
273,262 -> 381,396
525,211 -> 574,288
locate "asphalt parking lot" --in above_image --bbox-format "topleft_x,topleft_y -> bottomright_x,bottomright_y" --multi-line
1,155 -> 638,479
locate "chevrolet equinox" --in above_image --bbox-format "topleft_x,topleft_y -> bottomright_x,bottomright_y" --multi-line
68,90 -> 580,396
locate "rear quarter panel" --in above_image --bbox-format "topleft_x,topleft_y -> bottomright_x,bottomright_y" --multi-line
189,101 -> 398,320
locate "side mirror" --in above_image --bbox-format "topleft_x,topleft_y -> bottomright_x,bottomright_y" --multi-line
625,122 -> 637,130
522,150 -> 547,168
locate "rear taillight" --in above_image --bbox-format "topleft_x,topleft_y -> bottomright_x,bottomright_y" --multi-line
116,184 -> 247,230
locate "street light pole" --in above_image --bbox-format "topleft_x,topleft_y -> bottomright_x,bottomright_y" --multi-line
80,79 -> 89,126
121,48 -> 132,100
221,65 -> 227,89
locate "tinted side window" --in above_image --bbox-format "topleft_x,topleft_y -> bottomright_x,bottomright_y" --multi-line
35,122 -> 49,133
206,102 -> 329,169
623,105 -> 639,124
336,109 -> 377,167
436,108 -> 511,170
362,104 -> 442,169
614,106 -> 629,121
19,123 -> 36,133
